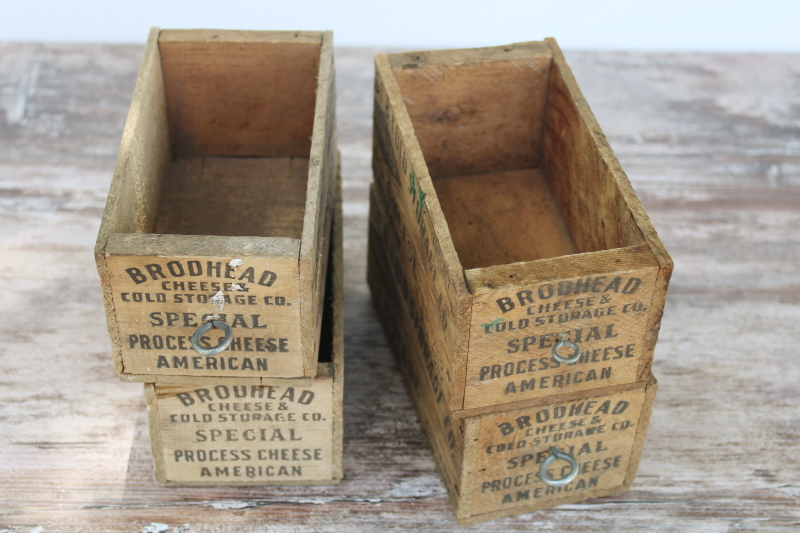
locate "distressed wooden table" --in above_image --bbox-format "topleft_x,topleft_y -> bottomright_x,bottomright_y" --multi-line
0,44 -> 798,532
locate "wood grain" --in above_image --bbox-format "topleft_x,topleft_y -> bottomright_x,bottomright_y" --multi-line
0,43 -> 798,531
94,28 -> 171,373
432,167 -> 577,269
154,156 -> 310,239
389,42 -> 551,177
158,30 -> 321,157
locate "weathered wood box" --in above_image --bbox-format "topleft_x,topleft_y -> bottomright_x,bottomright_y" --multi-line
95,28 -> 337,381
369,213 -> 657,523
145,174 -> 343,486
370,39 -> 672,417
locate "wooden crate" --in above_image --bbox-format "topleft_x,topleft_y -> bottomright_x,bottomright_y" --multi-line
370,39 -> 672,416
95,28 -> 337,382
144,170 -> 343,486
369,220 -> 656,523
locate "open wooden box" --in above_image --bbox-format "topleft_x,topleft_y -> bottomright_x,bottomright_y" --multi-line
95,29 -> 337,382
370,39 -> 672,416
145,167 -> 343,486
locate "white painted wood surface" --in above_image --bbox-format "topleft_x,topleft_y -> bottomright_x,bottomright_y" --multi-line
0,44 -> 798,532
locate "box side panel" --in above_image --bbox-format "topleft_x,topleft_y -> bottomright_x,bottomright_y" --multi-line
373,55 -> 472,412
463,383 -> 648,521
541,42 -> 646,253
299,32 -> 337,378
462,247 -> 660,410
330,152 -> 344,480
158,33 -> 321,157
544,38 -> 673,380
367,189 -> 466,507
144,383 -> 167,484
106,234 -> 303,378
95,27 -> 172,373
388,42 -> 552,178
623,373 -> 657,484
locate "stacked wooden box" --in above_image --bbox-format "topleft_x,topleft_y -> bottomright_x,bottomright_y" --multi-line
95,28 -> 343,486
367,39 -> 672,524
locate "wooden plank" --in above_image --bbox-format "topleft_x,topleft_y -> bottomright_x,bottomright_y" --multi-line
432,167 -> 576,269
94,27 -> 171,374
462,246 -> 660,412
329,154 -> 345,481
158,29 -> 321,44
105,233 -> 304,378
373,52 -> 473,413
299,30 -> 338,377
389,43 -> 552,177
146,371 -> 336,486
367,193 -> 467,505
154,156 -> 309,239
158,30 -> 321,156
461,380 -> 653,523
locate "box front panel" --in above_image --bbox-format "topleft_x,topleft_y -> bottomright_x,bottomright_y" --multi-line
464,266 -> 658,409
153,379 -> 333,483
107,254 -> 303,377
470,386 -> 645,516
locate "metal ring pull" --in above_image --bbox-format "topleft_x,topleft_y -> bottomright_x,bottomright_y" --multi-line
190,319 -> 233,356
539,446 -> 580,487
552,332 -> 581,364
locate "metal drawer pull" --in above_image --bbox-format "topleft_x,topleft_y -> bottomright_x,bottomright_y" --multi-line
552,332 -> 581,364
539,446 -> 580,487
190,318 -> 233,356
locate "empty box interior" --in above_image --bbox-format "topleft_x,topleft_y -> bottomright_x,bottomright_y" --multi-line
152,30 -> 322,239
389,43 -> 647,270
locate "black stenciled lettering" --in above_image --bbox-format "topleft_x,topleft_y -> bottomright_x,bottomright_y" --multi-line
166,261 -> 185,277
145,264 -> 166,280
259,270 -> 277,287
207,261 -> 222,277
497,297 -> 515,313
622,278 -> 642,294
517,290 -> 534,306
125,267 -> 147,284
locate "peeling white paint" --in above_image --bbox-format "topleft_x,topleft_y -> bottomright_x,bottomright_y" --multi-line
210,500 -> 252,510
774,485 -> 800,498
4,61 -> 40,125
142,524 -> 168,533
210,291 -> 225,314
388,476 -> 447,499
232,284 -> 243,291
228,258 -> 243,270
